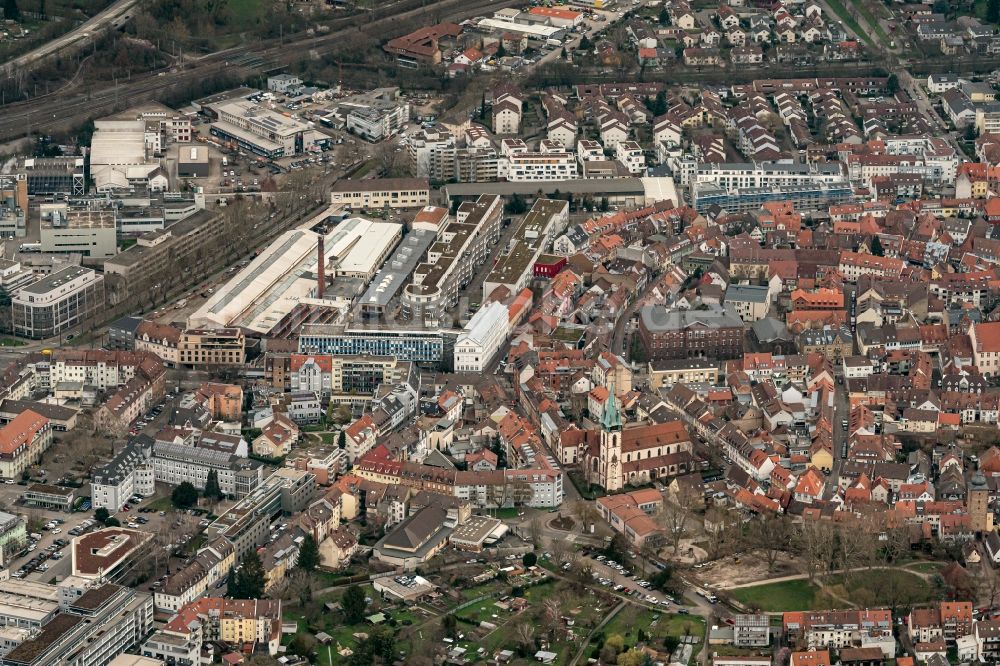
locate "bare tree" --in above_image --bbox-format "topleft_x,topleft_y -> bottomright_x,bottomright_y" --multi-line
529,516 -> 543,548
750,514 -> 793,572
656,501 -> 690,555
373,141 -> 401,178
796,521 -> 836,583
541,595 -> 563,641
515,622 -> 535,651
573,500 -> 600,532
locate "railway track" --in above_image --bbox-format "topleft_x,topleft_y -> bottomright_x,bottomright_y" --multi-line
0,0 -> 518,142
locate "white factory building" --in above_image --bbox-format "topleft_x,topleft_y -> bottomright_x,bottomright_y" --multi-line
89,120 -> 168,193
453,301 -> 511,373
187,213 -> 400,334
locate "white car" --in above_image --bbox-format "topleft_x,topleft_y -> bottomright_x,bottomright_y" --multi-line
51,528 -> 61,534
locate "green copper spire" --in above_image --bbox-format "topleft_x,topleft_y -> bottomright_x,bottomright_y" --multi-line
602,380 -> 622,432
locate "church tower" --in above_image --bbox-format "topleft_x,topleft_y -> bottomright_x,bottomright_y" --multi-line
599,383 -> 624,492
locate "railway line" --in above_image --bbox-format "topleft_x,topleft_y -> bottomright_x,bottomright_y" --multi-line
0,0 -> 518,142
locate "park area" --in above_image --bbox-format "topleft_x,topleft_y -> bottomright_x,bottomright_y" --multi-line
730,568 -> 936,613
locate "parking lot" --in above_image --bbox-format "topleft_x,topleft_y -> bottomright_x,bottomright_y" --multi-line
574,549 -> 681,609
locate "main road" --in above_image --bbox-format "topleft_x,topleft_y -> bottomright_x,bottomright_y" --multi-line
1,0 -> 140,75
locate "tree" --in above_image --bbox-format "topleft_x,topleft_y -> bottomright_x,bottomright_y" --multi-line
652,90 -> 668,116
94,507 -> 110,524
750,514 -> 793,572
106,516 -> 121,527
658,6 -> 669,25
288,632 -> 316,657
337,430 -> 346,449
870,235 -> 884,257
989,0 -> 1000,24
656,501 -> 689,554
1,0 -> 19,21
171,482 -> 198,509
618,649 -> 645,666
203,470 -> 223,501
231,551 -> 266,599
442,613 -> 458,639
342,584 -> 367,624
561,46 -> 568,59
497,42 -> 507,58
297,534 -> 320,572
505,193 -> 527,215
522,551 -> 537,568
599,197 -> 610,212
885,73 -> 899,95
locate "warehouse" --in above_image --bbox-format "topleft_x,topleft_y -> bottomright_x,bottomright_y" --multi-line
177,146 -> 209,178
188,216 -> 400,334
210,99 -> 323,158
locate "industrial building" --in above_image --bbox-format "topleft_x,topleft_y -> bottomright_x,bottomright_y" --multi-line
176,146 -> 209,178
17,157 -> 85,196
39,203 -> 118,259
330,178 -> 430,210
88,120 -> 168,193
0,176 -> 27,239
11,267 -> 105,339
188,215 -> 400,334
209,99 -> 321,158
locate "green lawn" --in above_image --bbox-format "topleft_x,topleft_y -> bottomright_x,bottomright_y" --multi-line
824,0 -> 874,46
730,579 -> 819,612
826,569 -> 933,608
0,337 -> 26,347
907,562 -> 944,574
144,496 -> 174,512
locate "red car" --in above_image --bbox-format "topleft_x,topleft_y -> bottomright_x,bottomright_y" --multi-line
122,505 -> 130,511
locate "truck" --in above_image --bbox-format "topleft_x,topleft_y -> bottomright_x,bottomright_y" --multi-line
222,156 -> 229,167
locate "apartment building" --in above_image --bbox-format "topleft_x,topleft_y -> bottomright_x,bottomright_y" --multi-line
482,198 -> 568,299
204,468 -> 317,559
970,321 -> 1000,376
152,438 -> 263,498
401,193 -> 502,322
11,267 -> 106,339
144,598 -> 281,662
784,610 -> 893,654
647,358 -> 720,390
499,151 -> 579,181
178,329 -> 245,367
0,411 -> 52,480
91,437 -> 156,512
151,539 -> 235,613
329,178 -> 430,210
287,354 -> 398,398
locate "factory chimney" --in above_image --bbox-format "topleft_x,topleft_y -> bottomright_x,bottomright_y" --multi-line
317,235 -> 325,300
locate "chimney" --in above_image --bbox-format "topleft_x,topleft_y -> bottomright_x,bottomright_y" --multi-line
317,235 -> 325,300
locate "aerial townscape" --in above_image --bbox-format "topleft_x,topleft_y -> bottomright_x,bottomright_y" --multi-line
9,0 -> 1000,664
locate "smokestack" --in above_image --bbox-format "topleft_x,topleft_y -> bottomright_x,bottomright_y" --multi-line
317,235 -> 325,300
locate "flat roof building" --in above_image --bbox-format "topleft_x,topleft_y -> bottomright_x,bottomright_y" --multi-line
188,217 -> 399,334
330,178 -> 430,210
358,228 -> 437,317
39,204 -> 118,259
177,146 -> 209,178
482,198 -> 568,300
12,267 -> 105,340
210,100 -> 317,159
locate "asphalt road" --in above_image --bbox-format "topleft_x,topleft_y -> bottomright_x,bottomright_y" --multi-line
0,0 -> 139,74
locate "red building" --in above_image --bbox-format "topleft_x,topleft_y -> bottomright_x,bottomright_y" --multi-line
534,254 -> 567,279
